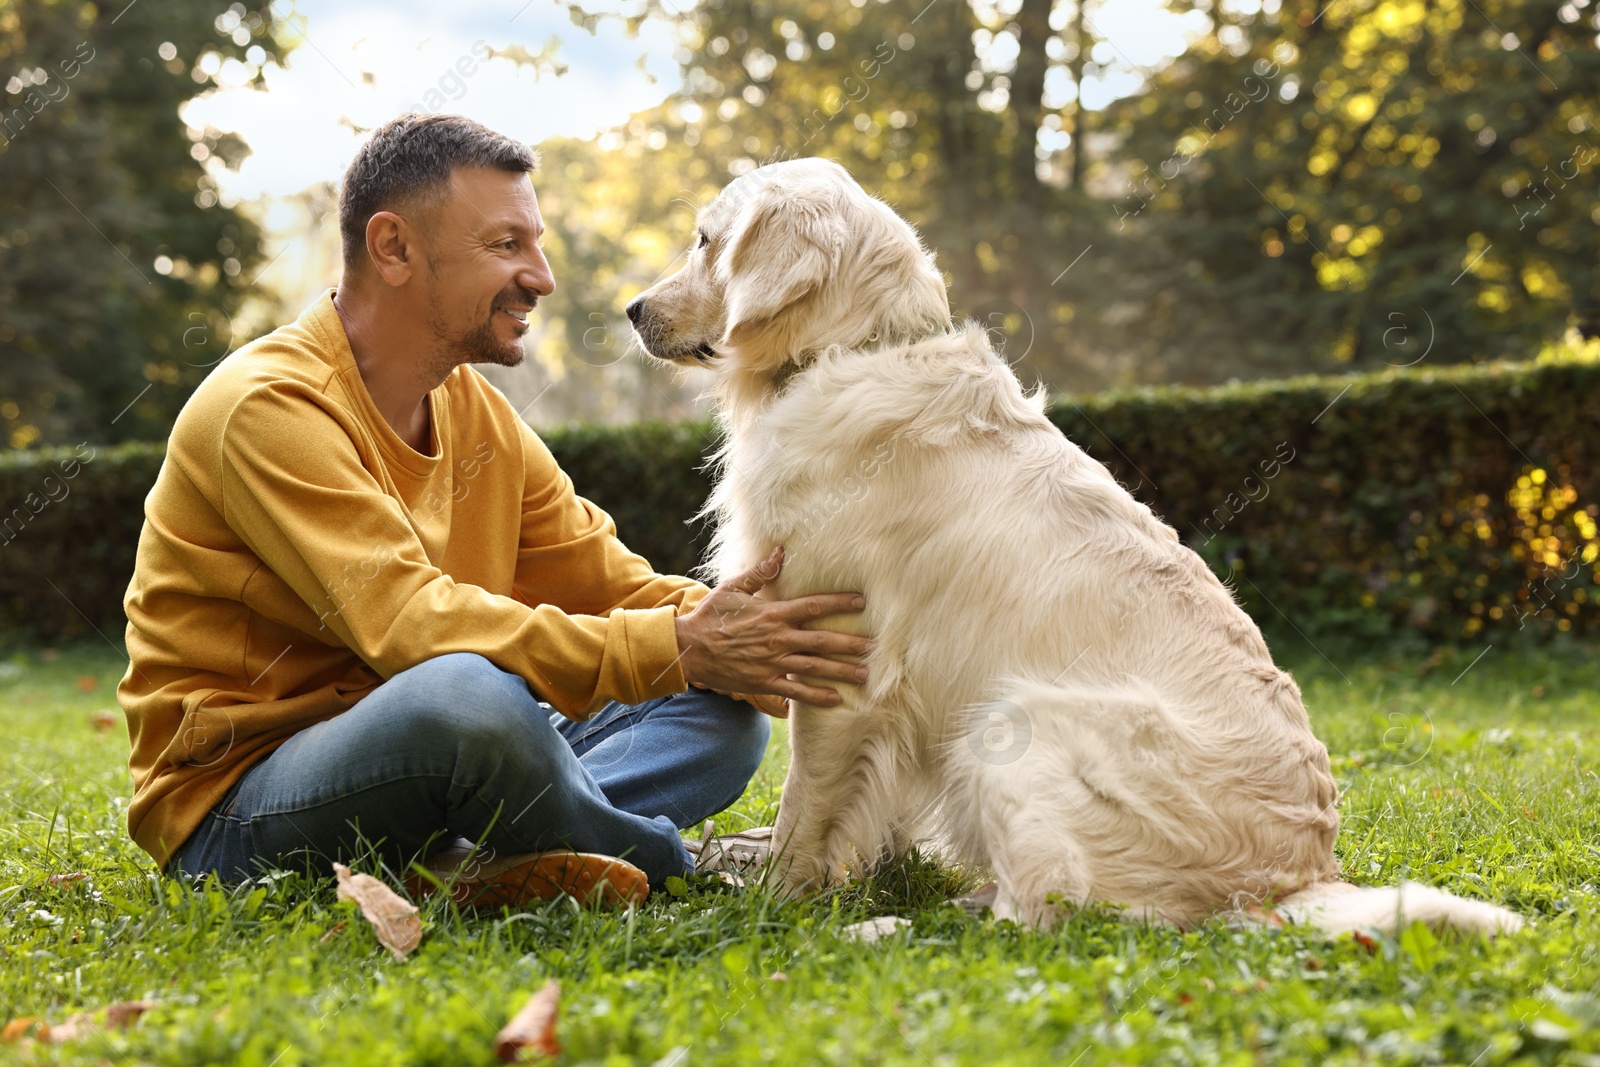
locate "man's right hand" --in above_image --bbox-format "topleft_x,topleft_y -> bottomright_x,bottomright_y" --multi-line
674,547 -> 871,707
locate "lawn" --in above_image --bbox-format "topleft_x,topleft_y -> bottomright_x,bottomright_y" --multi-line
1,640 -> 1597,1066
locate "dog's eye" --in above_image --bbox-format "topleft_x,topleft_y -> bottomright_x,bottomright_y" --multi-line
696,231 -> 710,250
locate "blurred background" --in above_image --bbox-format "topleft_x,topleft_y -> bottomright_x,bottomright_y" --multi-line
2,0 -> 1598,446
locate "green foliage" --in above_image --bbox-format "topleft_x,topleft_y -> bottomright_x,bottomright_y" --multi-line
0,0 -> 285,448
0,440 -> 163,646
1107,0 -> 1600,380
522,0 -> 1113,396
529,0 -> 1600,397
1049,351 -> 1600,646
1,643 -> 1597,1064
3,352 -> 1596,647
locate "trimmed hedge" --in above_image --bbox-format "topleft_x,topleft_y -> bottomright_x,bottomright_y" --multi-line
1051,358 -> 1598,647
2,357 -> 1596,646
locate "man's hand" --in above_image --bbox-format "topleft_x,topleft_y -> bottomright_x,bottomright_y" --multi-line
675,546 -> 871,707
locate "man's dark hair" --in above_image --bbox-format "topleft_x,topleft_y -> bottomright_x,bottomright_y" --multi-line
338,113 -> 539,271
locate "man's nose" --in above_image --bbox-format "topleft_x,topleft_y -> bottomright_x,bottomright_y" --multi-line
626,297 -> 645,324
520,246 -> 556,297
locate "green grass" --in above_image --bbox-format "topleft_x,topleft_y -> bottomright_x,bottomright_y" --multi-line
1,642 -> 1597,1066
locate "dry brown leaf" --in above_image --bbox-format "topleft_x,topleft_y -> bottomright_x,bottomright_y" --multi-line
47,871 -> 89,887
318,921 -> 347,944
2,1001 -> 153,1045
2,1018 -> 46,1042
333,862 -> 421,962
101,1002 -> 151,1029
88,710 -> 118,733
75,675 -> 98,692
494,980 -> 561,1062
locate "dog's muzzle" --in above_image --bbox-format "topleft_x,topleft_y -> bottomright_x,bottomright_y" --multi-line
627,297 -> 716,363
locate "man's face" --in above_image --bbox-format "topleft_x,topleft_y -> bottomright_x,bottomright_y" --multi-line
416,166 -> 556,372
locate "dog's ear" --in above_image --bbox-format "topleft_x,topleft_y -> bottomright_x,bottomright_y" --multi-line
717,186 -> 843,345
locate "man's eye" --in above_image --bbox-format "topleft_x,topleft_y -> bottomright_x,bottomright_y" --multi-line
696,231 -> 710,249
498,240 -> 517,250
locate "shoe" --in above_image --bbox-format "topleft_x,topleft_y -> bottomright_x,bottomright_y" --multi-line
405,844 -> 650,910
683,821 -> 774,877
944,880 -> 999,918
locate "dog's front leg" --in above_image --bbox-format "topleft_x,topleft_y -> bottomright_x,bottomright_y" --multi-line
766,733 -> 841,896
767,700 -> 907,897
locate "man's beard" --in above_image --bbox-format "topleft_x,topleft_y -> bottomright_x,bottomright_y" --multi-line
453,312 -> 526,369
424,285 -> 532,374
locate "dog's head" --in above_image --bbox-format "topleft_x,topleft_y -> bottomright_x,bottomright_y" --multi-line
628,158 -> 950,394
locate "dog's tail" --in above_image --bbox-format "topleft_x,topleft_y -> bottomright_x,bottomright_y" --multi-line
1273,880 -> 1523,937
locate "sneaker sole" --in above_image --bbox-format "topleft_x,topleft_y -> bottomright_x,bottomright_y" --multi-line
410,851 -> 650,911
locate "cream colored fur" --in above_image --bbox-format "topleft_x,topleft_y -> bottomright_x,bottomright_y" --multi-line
630,158 -> 1522,937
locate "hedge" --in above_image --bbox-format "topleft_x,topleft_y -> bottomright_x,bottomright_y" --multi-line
2,356 -> 1596,647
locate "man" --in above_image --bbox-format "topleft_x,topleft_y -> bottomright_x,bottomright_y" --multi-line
117,113 -> 870,905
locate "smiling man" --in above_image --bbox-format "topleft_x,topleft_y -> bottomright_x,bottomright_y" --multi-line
117,114 -> 869,904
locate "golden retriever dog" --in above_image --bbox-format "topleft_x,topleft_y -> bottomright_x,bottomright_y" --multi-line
629,157 -> 1521,935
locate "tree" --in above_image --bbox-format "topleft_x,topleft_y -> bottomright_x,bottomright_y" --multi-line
0,0 -> 281,447
521,0 -> 1135,395
1105,0 -> 1600,382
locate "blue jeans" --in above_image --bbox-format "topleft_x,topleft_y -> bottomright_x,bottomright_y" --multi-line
171,653 -> 770,888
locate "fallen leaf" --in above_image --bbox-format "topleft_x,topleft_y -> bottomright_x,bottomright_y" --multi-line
768,971 -> 788,982
46,872 -> 89,887
88,710 -> 118,733
100,1001 -> 152,1029
1351,931 -> 1380,955
333,863 -> 421,962
494,980 -> 561,1062
2,1018 -> 46,1042
318,921 -> 347,944
841,916 -> 910,944
2,1001 -> 153,1045
75,675 -> 98,692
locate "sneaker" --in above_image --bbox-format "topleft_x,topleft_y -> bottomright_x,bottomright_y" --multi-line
683,821 -> 774,877
406,844 -> 650,910
944,880 -> 999,918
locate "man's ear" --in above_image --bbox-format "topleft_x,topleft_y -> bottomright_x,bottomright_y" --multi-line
717,188 -> 843,344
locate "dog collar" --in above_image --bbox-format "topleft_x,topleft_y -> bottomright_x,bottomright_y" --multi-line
770,331 -> 882,394
770,355 -> 814,394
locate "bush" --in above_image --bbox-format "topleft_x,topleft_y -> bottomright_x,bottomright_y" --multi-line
0,442 -> 165,648
2,356 -> 1595,646
1049,356 -> 1599,647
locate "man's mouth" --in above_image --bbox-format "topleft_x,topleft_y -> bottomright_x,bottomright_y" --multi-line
497,306 -> 531,327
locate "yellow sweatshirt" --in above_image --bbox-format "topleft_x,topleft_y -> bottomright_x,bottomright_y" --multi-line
119,288 -> 708,868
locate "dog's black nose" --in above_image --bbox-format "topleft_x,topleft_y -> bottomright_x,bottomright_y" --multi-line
625,297 -> 645,324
